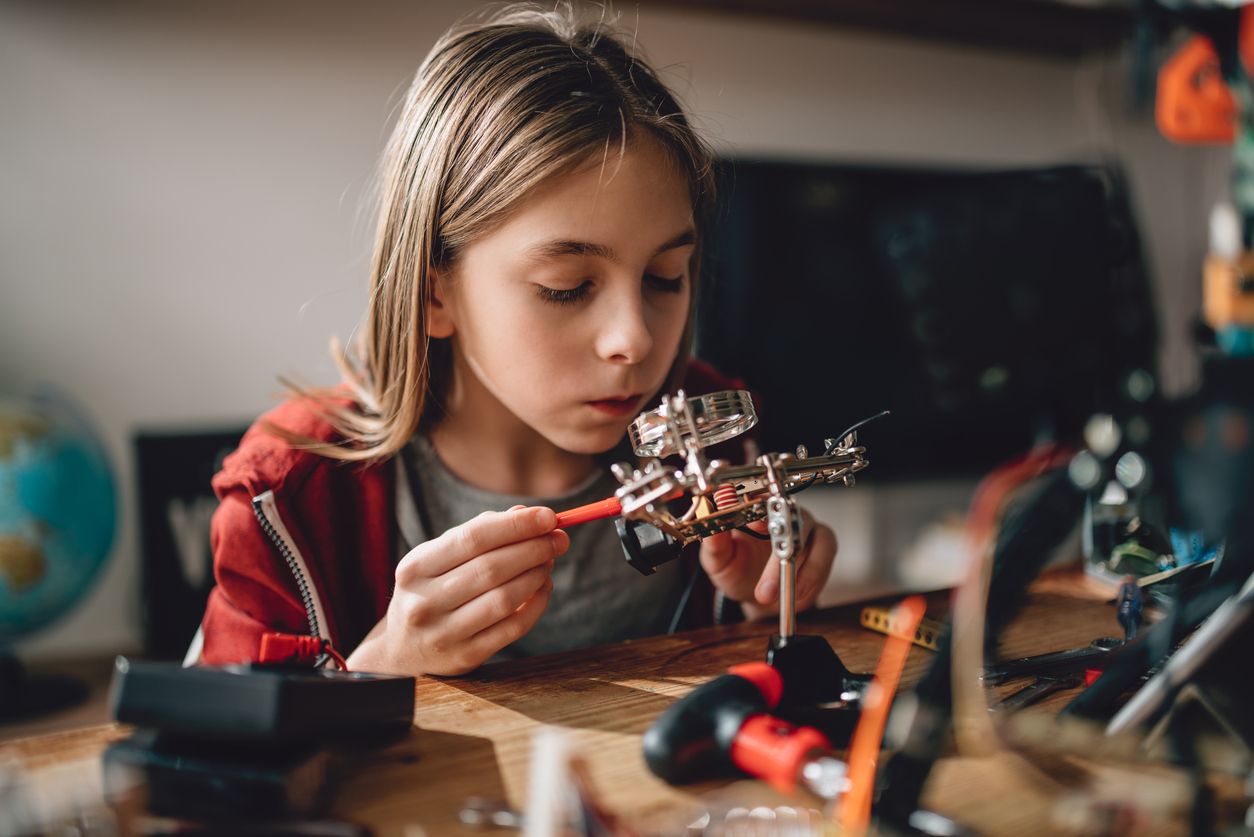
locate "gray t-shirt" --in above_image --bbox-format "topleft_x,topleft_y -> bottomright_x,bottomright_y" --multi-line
396,434 -> 688,659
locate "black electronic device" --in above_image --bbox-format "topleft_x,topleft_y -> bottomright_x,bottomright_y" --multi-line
103,729 -> 332,819
109,657 -> 416,743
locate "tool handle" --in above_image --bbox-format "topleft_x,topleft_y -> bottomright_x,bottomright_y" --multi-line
730,714 -> 830,793
642,666 -> 781,784
983,637 -> 1121,684
554,496 -> 622,527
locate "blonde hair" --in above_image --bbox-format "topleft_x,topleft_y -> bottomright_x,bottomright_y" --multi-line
281,3 -> 715,462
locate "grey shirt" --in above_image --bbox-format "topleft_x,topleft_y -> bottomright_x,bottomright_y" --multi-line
396,434 -> 688,659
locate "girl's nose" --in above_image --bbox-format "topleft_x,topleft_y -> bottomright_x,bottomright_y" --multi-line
594,293 -> 654,365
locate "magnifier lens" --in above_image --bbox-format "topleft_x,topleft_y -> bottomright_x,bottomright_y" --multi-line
629,390 -> 757,458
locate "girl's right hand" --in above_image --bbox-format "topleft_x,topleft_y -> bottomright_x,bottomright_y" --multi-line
348,506 -> 566,675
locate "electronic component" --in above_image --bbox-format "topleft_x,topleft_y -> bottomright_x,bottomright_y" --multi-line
860,605 -> 944,651
565,389 -> 884,641
103,729 -> 331,819
109,657 -> 415,743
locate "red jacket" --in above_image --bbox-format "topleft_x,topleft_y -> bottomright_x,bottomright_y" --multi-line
200,360 -> 747,666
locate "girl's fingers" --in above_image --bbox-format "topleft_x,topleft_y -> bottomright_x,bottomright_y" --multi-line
754,514 -> 817,606
398,506 -> 557,582
700,529 -> 764,602
699,530 -> 737,575
795,523 -> 838,608
465,576 -> 554,661
448,562 -> 554,638
439,529 -> 568,609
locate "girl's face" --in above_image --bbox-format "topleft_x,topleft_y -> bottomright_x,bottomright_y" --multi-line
435,134 -> 695,455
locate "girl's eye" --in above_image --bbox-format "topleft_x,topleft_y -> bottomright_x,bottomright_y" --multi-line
645,273 -> 684,293
536,281 -> 592,305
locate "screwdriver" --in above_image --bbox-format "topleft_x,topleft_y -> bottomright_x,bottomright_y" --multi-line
554,486 -> 686,528
642,661 -> 849,799
554,496 -> 622,527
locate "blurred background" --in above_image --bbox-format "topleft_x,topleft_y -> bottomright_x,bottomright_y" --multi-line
0,0 -> 1231,665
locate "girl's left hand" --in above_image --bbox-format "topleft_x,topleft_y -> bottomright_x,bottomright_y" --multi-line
698,507 -> 837,620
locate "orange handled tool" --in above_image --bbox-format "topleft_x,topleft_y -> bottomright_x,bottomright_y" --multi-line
554,496 -> 623,527
555,487 -> 686,528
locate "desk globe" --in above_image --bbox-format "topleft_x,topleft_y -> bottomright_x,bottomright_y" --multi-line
0,392 -> 116,718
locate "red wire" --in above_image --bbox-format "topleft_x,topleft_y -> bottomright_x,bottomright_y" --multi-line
966,444 -> 1072,550
323,642 -> 349,671
258,632 -> 350,671
840,594 -> 928,835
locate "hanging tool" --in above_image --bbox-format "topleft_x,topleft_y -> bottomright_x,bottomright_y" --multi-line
982,637 -> 1123,686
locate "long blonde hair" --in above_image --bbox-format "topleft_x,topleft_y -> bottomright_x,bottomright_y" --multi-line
281,4 -> 715,462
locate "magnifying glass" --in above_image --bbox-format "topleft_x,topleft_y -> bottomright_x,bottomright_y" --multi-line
628,389 -> 757,458
556,390 -> 757,527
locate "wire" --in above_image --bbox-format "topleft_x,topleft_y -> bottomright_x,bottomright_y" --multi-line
840,594 -> 927,835
736,525 -> 771,541
324,643 -> 349,671
787,473 -> 820,496
823,410 -> 891,455
667,560 -> 701,634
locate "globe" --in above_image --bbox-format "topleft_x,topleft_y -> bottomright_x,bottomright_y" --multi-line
0,392 -> 116,649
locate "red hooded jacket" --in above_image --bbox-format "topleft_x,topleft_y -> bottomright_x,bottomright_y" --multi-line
199,360 -> 747,666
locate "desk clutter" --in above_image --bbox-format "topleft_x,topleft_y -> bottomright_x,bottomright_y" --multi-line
2,372 -> 1252,836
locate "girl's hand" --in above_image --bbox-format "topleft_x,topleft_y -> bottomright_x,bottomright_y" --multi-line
698,507 -> 837,621
348,506 -> 566,675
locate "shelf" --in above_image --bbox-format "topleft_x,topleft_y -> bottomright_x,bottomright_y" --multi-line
640,0 -> 1136,57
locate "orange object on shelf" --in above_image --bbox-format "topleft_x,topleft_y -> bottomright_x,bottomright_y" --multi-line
1204,252 -> 1254,329
1157,35 -> 1236,143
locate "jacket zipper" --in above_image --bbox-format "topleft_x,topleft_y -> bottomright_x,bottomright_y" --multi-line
251,490 -> 330,641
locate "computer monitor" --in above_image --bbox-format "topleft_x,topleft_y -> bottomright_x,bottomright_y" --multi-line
695,160 -> 1159,481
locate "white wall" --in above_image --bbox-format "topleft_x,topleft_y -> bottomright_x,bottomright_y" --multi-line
0,0 -> 1228,658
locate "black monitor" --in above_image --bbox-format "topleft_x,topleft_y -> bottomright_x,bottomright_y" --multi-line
695,160 -> 1159,481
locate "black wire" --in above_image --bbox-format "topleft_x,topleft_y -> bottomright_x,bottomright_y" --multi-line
736,525 -> 772,540
787,473 -> 820,496
823,409 -> 891,455
667,560 -> 701,634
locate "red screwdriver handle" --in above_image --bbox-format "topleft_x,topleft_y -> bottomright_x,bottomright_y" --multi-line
727,662 -> 784,709
730,714 -> 831,793
554,496 -> 623,527
555,486 -> 688,529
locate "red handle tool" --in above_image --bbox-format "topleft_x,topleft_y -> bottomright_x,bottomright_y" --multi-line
554,496 -> 623,527
642,661 -> 841,796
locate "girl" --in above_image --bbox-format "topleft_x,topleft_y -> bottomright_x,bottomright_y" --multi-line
199,4 -> 837,675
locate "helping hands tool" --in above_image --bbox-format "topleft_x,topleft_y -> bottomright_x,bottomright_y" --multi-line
638,460 -> 870,797
557,389 -> 884,640
631,390 -> 893,798
550,389 -> 891,797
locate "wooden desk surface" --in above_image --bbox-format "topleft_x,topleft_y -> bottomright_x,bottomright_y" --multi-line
2,579 -> 1213,836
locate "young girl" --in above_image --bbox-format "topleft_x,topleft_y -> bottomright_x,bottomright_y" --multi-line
199,4 -> 837,675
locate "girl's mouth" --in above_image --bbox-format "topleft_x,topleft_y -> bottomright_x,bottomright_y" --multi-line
585,394 -> 643,416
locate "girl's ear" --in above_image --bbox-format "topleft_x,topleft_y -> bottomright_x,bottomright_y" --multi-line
426,267 -> 456,339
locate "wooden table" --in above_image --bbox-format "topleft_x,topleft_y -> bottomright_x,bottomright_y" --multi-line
2,577 -> 1229,836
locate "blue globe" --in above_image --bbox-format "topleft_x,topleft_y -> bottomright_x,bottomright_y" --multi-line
0,393 -> 116,648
